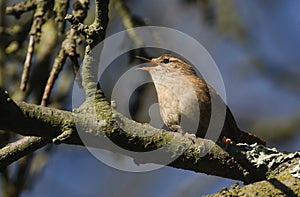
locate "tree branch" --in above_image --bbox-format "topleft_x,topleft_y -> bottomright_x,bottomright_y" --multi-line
0,136 -> 51,170
1,88 -> 293,183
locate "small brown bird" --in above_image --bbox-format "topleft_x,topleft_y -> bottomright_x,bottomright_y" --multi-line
137,54 -> 265,145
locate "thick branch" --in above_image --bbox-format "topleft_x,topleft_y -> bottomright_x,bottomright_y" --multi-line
0,88 -> 283,183
65,0 -> 109,100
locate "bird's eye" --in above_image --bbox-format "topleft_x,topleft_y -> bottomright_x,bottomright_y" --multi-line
162,58 -> 169,64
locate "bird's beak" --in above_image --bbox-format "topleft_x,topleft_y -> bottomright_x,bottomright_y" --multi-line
136,56 -> 158,71
136,67 -> 153,71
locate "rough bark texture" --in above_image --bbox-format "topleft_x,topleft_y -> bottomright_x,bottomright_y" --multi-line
207,157 -> 300,197
1,88 -> 300,196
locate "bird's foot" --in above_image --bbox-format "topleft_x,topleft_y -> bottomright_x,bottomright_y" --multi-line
219,136 -> 236,150
170,125 -> 197,142
178,129 -> 196,142
183,132 -> 196,139
222,136 -> 235,145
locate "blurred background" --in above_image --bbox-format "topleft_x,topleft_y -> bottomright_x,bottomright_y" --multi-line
1,0 -> 300,196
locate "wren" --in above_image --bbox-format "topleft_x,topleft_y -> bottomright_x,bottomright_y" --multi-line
137,54 -> 265,145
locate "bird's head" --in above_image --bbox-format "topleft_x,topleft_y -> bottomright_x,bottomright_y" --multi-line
136,54 -> 196,76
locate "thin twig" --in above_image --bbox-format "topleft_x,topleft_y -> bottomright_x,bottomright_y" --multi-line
0,136 -> 51,170
6,0 -> 36,18
20,35 -> 34,91
20,0 -> 50,91
0,0 -> 6,86
41,48 -> 67,106
54,0 -> 69,35
113,0 -> 144,47
41,1 -> 87,106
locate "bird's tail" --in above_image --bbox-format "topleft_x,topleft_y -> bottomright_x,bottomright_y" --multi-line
236,128 -> 266,146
